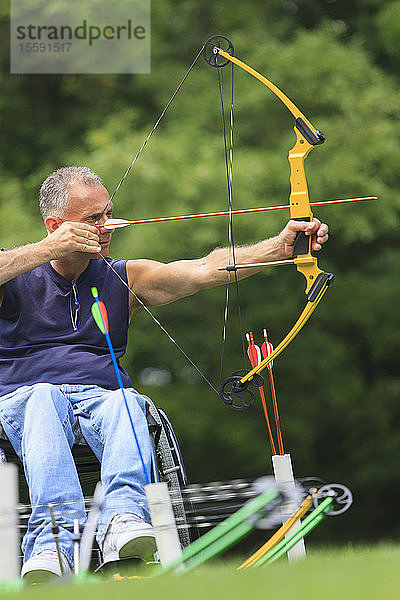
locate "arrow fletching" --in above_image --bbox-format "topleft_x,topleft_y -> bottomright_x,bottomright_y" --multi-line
91,301 -> 109,334
261,329 -> 274,370
102,218 -> 132,230
246,332 -> 262,368
91,287 -> 109,335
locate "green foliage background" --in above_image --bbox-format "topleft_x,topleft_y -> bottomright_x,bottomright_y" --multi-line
1,0 -> 400,545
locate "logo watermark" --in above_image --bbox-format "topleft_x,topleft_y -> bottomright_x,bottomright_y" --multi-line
10,0 -> 150,74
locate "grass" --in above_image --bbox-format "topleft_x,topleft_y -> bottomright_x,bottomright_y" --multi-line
2,545 -> 400,600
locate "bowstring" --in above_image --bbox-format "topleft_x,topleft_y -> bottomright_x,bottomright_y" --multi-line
98,43 -> 222,398
96,44 -> 206,223
217,62 -> 247,388
99,256 -> 219,396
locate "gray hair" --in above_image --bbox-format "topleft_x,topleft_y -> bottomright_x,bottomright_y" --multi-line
39,166 -> 103,219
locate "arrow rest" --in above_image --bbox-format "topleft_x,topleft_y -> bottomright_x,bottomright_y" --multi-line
203,35 -> 234,67
219,370 -> 264,411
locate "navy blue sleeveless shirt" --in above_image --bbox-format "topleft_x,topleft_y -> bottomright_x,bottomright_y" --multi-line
0,257 -> 133,397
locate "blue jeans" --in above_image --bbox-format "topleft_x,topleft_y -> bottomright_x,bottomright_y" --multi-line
0,383 -> 154,566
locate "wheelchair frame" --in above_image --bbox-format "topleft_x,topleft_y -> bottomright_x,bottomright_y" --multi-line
0,394 -> 192,569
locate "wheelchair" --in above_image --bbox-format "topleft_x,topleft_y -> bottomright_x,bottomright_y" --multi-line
0,395 -> 193,569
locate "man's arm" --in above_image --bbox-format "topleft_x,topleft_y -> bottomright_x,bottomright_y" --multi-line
0,222 -> 101,287
0,242 -> 54,286
127,218 -> 329,309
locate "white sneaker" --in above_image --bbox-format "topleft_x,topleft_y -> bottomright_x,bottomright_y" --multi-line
102,513 -> 157,564
21,549 -> 72,584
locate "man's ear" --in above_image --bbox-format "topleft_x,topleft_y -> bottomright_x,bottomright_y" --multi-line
45,216 -> 62,234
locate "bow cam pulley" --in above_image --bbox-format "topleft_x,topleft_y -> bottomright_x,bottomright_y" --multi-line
203,35 -> 234,67
219,369 -> 264,411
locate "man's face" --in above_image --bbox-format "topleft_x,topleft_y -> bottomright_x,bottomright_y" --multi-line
62,182 -> 114,257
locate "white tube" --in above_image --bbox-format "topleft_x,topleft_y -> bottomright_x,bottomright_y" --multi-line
272,453 -> 306,561
145,482 -> 183,570
79,481 -> 104,573
0,464 -> 19,581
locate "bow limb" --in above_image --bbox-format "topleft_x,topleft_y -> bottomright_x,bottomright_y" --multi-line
217,49 -> 319,132
239,280 -> 327,385
219,281 -> 329,402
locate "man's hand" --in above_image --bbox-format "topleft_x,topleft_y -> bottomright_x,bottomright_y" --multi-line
278,218 -> 329,258
42,222 -> 101,260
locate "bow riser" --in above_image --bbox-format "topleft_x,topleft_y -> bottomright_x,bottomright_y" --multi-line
288,130 -> 313,222
288,128 -> 324,293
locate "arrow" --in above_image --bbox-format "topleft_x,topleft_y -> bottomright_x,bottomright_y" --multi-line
246,332 -> 276,456
261,330 -> 284,456
100,196 -> 377,230
91,287 -> 151,485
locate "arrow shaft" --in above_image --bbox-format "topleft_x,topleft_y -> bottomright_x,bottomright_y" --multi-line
103,328 -> 151,485
108,196 -> 376,228
262,330 -> 284,456
258,385 -> 277,456
267,368 -> 284,456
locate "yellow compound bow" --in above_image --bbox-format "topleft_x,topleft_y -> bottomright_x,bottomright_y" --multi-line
203,36 -> 334,409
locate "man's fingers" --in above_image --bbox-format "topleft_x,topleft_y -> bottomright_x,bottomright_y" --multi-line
63,222 -> 100,243
65,221 -> 99,234
288,219 -> 311,232
288,219 -> 328,237
311,223 -> 329,251
60,221 -> 100,238
56,222 -> 102,253
315,221 -> 328,236
75,232 -> 101,251
316,231 -> 329,244
286,221 -> 315,240
75,230 -> 100,244
281,217 -> 329,256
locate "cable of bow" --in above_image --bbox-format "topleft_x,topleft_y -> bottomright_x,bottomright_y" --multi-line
214,41 -> 249,390
96,44 -> 206,223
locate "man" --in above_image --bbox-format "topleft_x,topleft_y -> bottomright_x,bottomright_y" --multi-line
0,166 -> 328,581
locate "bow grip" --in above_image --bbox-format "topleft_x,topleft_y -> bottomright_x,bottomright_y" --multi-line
292,217 -> 311,256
